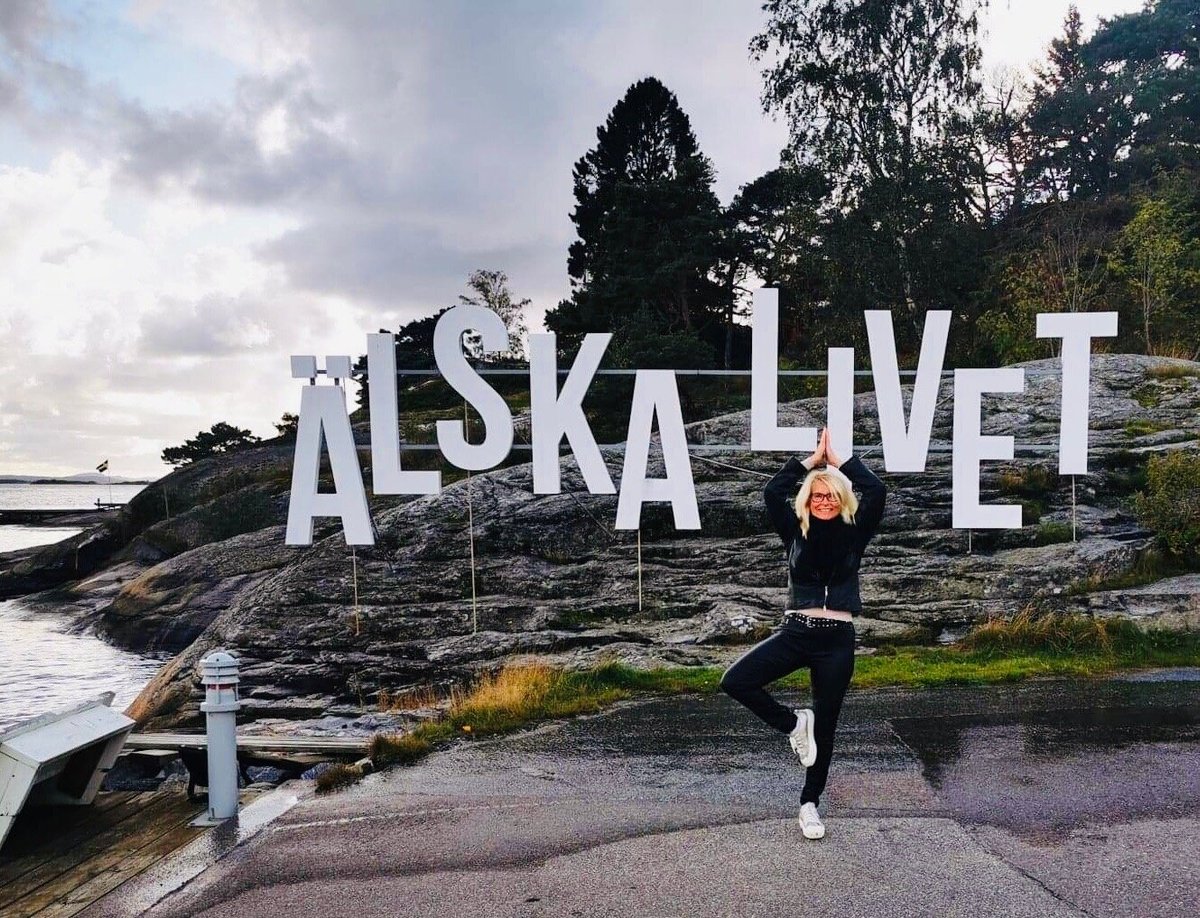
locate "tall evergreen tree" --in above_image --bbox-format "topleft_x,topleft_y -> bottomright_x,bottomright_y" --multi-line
546,77 -> 728,359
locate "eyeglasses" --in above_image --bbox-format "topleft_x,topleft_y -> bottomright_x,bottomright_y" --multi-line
809,493 -> 840,504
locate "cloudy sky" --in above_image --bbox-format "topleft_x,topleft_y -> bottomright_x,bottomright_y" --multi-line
0,0 -> 1142,479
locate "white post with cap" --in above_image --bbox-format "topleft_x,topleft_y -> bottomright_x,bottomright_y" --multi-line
198,650 -> 240,823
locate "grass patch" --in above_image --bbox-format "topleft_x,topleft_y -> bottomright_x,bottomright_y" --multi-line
353,612 -> 1199,776
1019,498 -> 1046,525
997,465 -> 1053,498
315,763 -> 363,793
377,684 -> 443,711
1131,383 -> 1162,409
1063,544 -> 1185,594
1125,419 -> 1173,437
1146,363 -> 1200,380
1034,520 -> 1076,546
959,605 -> 1131,654
1099,448 -> 1149,494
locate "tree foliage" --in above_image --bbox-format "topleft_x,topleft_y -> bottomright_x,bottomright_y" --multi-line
162,422 -> 261,467
1026,0 -> 1200,200
1135,450 -> 1200,563
457,269 -> 530,361
751,0 -> 989,345
1114,184 -> 1200,355
546,76 -> 729,360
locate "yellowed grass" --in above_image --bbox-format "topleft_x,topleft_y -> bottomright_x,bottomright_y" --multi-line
1148,340 -> 1199,361
377,683 -> 445,712
448,660 -> 562,721
958,603 -> 1123,654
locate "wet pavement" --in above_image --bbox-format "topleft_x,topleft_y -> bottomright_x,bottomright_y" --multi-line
114,670 -> 1200,918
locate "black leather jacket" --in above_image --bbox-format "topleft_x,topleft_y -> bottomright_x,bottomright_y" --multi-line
763,454 -> 887,614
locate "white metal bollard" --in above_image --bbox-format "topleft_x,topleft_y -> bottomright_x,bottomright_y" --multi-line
199,651 -> 240,823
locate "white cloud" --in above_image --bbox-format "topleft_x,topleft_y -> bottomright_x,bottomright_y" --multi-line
0,151 -> 359,477
0,0 -> 1148,479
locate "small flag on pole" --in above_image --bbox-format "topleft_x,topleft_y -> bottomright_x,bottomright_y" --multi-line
96,459 -> 109,473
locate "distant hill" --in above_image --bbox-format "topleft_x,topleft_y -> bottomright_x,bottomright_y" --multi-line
0,474 -> 153,485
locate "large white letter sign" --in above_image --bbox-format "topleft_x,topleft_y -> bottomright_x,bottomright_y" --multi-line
286,360 -> 374,546
367,332 -> 441,495
953,368 -> 1025,529
750,287 -> 818,453
866,309 -> 951,472
529,332 -> 616,495
433,304 -> 515,471
615,370 -> 700,530
827,347 -> 856,457
1036,311 -> 1119,475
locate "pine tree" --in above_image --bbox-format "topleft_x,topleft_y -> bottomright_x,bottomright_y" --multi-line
546,77 -> 728,358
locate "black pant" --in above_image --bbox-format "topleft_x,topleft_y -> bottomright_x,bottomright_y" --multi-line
719,616 -> 856,806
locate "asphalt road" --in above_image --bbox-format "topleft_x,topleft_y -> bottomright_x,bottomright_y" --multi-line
100,669 -> 1200,918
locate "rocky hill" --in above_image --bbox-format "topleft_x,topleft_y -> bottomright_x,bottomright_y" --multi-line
3,353 -> 1197,732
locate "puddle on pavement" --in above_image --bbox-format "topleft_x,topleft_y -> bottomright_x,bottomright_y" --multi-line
891,702 -> 1200,836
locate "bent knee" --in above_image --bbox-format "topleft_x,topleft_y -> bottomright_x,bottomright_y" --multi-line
718,670 -> 742,695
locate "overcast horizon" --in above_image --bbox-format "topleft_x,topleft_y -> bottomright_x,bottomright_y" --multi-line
1,0 -> 1143,480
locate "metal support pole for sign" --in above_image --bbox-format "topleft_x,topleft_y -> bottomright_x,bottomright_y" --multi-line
351,545 -> 361,635
465,400 -> 478,635
637,527 -> 643,612
1075,475 -> 1084,540
967,529 -> 972,555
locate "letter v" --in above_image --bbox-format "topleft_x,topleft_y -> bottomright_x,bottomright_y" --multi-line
864,310 -> 951,472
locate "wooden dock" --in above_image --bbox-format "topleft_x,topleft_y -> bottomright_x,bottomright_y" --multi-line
125,734 -> 370,756
0,786 -> 264,917
0,509 -> 112,525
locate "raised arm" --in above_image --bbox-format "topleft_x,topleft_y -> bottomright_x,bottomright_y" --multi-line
763,455 -> 815,550
835,454 -> 887,551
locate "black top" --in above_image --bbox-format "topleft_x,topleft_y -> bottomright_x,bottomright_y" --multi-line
763,454 -> 887,613
804,513 -> 855,585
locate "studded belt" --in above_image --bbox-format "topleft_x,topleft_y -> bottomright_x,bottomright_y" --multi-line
783,610 -> 852,628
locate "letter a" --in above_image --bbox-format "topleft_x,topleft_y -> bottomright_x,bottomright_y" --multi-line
615,370 -> 700,530
286,384 -> 373,546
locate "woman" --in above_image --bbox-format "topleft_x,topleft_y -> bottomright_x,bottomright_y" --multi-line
719,426 -> 887,840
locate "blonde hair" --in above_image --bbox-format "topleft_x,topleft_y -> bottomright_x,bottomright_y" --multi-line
793,469 -> 859,539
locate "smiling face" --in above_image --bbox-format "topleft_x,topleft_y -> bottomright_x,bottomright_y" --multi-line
808,480 -> 842,521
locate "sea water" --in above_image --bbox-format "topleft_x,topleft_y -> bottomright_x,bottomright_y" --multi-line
0,482 -> 147,552
0,599 -> 166,733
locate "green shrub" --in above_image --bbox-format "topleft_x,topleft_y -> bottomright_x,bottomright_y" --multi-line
1133,450 -> 1200,563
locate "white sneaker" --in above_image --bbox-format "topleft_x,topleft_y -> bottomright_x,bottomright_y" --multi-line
788,707 -> 817,767
798,802 -> 825,839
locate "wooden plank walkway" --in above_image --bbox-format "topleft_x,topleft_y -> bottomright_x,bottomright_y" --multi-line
0,786 -> 262,917
126,733 -> 370,755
